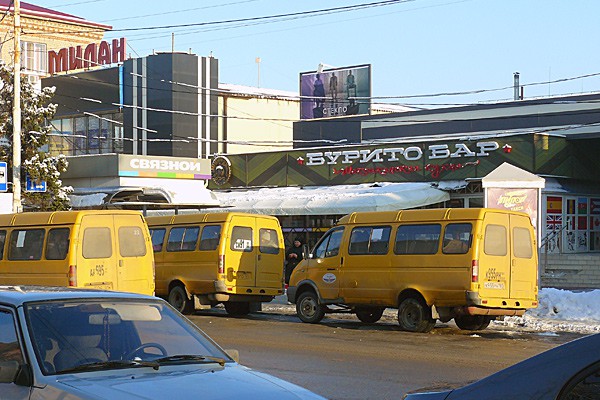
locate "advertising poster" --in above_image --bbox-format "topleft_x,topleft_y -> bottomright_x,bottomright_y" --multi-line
299,64 -> 371,120
487,187 -> 538,234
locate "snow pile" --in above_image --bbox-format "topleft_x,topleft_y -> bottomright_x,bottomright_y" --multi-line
495,288 -> 600,334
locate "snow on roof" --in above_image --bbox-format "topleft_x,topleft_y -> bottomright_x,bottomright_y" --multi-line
219,83 -> 298,100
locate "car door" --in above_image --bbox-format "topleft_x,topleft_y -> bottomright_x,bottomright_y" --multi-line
0,307 -> 29,400
306,227 -> 344,301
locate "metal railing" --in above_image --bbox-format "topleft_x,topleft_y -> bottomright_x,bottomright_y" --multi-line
539,222 -> 569,271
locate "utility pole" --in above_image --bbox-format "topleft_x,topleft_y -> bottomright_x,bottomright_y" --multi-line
12,0 -> 22,213
255,57 -> 261,87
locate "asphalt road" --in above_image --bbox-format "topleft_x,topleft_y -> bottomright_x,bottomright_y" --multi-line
188,302 -> 583,400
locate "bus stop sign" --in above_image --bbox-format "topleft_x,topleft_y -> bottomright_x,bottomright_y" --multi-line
25,174 -> 47,193
0,162 -> 7,192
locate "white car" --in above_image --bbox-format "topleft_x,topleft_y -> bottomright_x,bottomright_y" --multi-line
0,285 -> 325,399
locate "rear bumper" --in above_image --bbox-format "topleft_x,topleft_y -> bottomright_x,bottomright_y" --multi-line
463,290 -> 534,316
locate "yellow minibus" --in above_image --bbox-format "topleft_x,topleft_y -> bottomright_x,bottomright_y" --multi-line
0,210 -> 155,295
288,208 -> 539,332
146,212 -> 285,315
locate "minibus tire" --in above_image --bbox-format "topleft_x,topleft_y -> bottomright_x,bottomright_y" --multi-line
296,291 -> 325,324
168,285 -> 194,315
224,301 -> 251,316
356,307 -> 385,323
454,315 -> 491,331
397,298 -> 436,333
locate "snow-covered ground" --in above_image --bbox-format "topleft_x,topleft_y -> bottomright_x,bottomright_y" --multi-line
494,288 -> 600,334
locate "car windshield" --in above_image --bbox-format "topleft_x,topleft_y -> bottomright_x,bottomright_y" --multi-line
24,298 -> 230,375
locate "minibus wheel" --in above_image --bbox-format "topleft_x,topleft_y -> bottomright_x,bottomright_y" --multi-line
168,285 -> 194,315
356,307 -> 385,323
296,291 -> 325,324
397,297 -> 436,333
454,315 -> 492,331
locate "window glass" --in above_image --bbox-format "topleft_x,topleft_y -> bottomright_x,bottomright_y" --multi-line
150,229 -> 166,252
0,230 -> 5,259
230,226 -> 253,252
313,228 -> 344,259
513,227 -> 533,258
349,226 -> 391,255
88,117 -> 100,154
559,361 -> 600,400
45,228 -> 70,260
82,227 -> 112,259
74,117 -> 87,155
442,223 -> 472,254
119,226 -> 147,257
395,224 -> 441,255
9,229 -> 45,260
259,228 -> 279,254
0,310 -> 23,363
199,225 -> 221,251
484,224 -> 507,256
167,227 -> 199,252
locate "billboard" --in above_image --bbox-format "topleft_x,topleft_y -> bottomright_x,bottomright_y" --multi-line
300,64 -> 371,120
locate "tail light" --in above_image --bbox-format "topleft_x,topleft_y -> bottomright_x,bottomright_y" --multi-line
471,260 -> 479,283
218,255 -> 224,274
68,265 -> 77,286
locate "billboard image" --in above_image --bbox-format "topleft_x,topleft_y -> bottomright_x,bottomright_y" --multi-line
300,64 -> 371,120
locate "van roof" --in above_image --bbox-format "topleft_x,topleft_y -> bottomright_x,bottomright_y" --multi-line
145,212 -> 278,226
0,210 -> 144,227
337,208 -> 530,225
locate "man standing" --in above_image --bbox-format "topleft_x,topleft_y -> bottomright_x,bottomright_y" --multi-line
285,238 -> 303,285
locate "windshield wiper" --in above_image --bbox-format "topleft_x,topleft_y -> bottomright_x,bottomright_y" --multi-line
58,359 -> 160,374
154,354 -> 226,367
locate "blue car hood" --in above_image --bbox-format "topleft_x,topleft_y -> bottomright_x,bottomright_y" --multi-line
48,364 -> 324,400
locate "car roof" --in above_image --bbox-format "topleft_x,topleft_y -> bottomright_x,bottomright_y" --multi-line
0,285 -> 156,307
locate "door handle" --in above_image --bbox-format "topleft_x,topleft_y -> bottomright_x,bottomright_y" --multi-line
327,268 -> 335,271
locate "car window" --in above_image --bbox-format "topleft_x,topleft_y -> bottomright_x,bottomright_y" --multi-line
559,360 -> 600,400
25,300 -> 230,375
46,228 -> 70,260
348,226 -> 391,255
199,225 -> 221,251
150,228 -> 166,252
313,228 -> 344,259
0,310 -> 23,364
119,226 -> 147,257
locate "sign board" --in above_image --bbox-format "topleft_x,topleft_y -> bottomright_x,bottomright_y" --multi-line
25,174 -> 47,193
0,193 -> 12,213
300,64 -> 371,120
0,161 -> 6,192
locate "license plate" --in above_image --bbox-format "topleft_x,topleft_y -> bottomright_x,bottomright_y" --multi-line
484,281 -> 505,289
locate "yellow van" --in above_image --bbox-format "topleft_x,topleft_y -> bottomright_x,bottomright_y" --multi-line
146,212 -> 285,315
0,210 -> 155,295
287,208 -> 539,332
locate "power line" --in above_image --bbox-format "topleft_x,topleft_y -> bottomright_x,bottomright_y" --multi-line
22,0 -> 412,36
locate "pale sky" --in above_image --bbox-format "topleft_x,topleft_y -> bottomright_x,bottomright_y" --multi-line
33,0 -> 600,106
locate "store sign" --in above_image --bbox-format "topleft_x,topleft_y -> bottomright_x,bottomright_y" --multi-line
118,155 -> 211,180
305,142 -> 499,166
48,38 -> 126,74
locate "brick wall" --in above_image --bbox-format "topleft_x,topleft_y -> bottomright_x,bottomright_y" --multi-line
540,253 -> 600,290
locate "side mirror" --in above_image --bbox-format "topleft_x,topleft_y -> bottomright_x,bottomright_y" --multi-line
302,244 -> 310,259
0,361 -> 20,383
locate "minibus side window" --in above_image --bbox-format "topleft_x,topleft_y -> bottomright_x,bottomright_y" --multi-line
394,224 -> 440,255
46,228 -> 70,260
150,228 -> 166,252
259,228 -> 279,254
349,226 -> 391,255
0,230 -> 5,259
167,227 -> 200,252
484,224 -> 507,256
314,228 -> 344,259
9,229 -> 45,260
442,223 -> 472,254
231,226 -> 253,252
199,225 -> 221,251
119,226 -> 148,257
513,227 -> 533,258
82,227 -> 112,259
